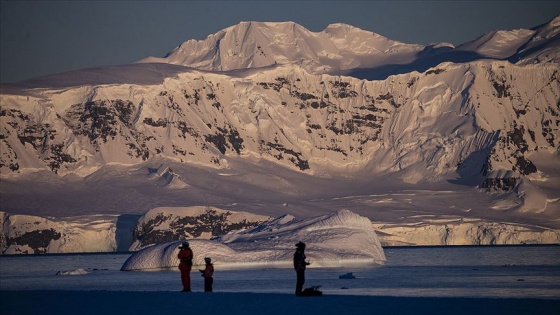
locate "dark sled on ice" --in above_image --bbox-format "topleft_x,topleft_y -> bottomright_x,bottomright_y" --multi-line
297,286 -> 322,297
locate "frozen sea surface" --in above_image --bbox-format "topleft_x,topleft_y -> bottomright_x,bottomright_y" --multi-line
1,246 -> 559,298
2,246 -> 559,315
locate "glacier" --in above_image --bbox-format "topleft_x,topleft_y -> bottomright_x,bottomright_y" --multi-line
121,209 -> 386,271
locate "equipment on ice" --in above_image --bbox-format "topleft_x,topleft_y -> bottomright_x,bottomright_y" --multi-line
298,285 -> 322,297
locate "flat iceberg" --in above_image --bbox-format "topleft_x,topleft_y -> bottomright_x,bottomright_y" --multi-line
121,209 -> 386,271
56,268 -> 89,276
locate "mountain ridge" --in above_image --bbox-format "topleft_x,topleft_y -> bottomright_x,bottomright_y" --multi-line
137,17 -> 559,80
1,60 -> 558,210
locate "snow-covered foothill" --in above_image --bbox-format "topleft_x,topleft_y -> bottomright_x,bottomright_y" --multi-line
0,211 -> 117,254
121,209 -> 386,271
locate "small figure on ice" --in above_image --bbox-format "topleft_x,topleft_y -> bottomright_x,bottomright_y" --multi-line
199,257 -> 214,292
293,241 -> 310,296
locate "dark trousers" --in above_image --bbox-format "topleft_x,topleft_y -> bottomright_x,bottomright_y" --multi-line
295,269 -> 305,295
179,265 -> 191,292
204,277 -> 213,292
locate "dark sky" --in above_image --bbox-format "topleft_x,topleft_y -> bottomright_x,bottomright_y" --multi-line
1,1 -> 559,83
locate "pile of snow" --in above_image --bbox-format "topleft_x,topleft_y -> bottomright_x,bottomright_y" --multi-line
121,210 -> 386,271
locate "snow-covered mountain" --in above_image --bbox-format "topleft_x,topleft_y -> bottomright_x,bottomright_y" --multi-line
1,18 -> 559,253
138,17 -> 560,79
2,61 -> 558,182
138,21 -> 425,78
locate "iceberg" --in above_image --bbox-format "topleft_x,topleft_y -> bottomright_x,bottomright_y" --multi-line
56,268 -> 89,276
121,210 -> 386,271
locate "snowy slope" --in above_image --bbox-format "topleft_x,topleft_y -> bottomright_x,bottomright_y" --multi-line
121,209 -> 386,271
1,18 -> 559,253
2,62 -> 558,196
458,15 -> 560,64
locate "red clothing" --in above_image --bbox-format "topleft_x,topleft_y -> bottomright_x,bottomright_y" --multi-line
178,248 -> 193,266
200,263 -> 214,292
201,264 -> 214,278
178,248 -> 193,291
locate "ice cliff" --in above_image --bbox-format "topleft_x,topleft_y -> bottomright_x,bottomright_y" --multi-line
1,208 -> 557,255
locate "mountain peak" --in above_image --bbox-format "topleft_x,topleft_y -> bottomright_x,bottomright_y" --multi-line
224,20 -> 302,33
324,22 -> 365,32
141,21 -> 422,75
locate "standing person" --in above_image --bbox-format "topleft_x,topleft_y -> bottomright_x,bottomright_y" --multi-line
293,241 -> 310,296
177,242 -> 193,292
199,257 -> 214,292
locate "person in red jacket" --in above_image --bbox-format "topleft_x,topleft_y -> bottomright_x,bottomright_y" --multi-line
177,242 -> 193,292
199,257 -> 214,292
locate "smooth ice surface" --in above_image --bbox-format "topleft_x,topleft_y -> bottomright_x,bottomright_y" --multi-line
1,246 -> 559,315
2,246 -> 559,297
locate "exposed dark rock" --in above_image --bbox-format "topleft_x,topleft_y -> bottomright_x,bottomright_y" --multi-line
261,140 -> 309,171
480,177 -> 518,191
205,126 -> 244,155
133,208 -> 270,248
6,228 -> 62,254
